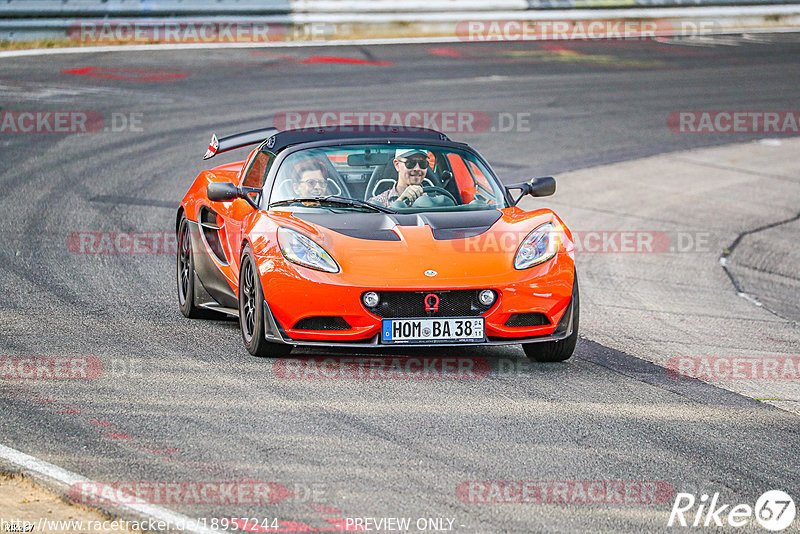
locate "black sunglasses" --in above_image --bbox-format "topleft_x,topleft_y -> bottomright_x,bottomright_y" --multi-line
399,158 -> 430,169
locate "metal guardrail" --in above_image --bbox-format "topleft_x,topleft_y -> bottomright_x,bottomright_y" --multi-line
1,1 -> 527,17
0,1 -> 284,17
3,0 -> 798,18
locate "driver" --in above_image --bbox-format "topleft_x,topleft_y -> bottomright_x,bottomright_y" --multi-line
368,149 -> 430,208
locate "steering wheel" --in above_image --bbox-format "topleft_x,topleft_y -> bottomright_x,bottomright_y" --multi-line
419,186 -> 458,204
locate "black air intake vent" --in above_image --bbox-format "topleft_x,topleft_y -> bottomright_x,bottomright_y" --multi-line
198,206 -> 228,265
504,313 -> 550,327
293,317 -> 352,331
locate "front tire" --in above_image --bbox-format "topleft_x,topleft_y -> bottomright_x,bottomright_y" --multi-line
523,274 -> 580,362
239,245 -> 292,357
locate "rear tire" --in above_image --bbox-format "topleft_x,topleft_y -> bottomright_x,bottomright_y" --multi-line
239,245 -> 292,358
177,216 -> 218,319
523,274 -> 580,362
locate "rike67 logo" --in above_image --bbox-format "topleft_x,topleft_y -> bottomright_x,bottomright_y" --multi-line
668,490 -> 796,531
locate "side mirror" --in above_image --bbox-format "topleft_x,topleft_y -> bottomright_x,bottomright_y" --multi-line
506,176 -> 556,206
207,182 -> 260,209
529,176 -> 556,197
208,182 -> 240,202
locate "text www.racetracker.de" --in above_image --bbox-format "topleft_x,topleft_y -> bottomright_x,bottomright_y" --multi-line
0,516 -> 278,532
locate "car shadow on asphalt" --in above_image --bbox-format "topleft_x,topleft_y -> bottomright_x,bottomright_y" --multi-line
274,338 -> 770,409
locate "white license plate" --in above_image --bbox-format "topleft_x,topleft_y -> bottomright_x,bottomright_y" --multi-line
381,317 -> 485,344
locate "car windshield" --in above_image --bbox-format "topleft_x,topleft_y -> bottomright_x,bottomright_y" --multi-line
267,144 -> 508,212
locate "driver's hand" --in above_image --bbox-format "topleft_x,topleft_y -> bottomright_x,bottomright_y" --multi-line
398,185 -> 424,205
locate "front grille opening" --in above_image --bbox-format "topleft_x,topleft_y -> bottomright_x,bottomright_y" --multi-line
504,313 -> 550,327
367,290 -> 494,318
293,316 -> 352,331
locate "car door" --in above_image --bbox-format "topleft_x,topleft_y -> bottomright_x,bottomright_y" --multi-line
211,149 -> 273,288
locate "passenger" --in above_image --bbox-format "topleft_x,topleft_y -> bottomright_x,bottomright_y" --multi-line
291,159 -> 331,197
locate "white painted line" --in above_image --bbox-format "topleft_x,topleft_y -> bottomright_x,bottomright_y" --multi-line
0,36 -> 458,58
738,292 -> 764,307
0,443 -> 220,534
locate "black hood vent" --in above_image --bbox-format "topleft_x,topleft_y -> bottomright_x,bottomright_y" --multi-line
293,210 -> 501,241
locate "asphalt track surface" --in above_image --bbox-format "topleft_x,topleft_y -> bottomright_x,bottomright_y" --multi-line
1,36 -> 800,532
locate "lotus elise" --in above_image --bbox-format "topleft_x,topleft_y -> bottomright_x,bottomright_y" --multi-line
176,127 -> 578,361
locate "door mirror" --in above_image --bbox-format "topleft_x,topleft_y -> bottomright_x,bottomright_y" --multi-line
208,182 -> 261,209
506,176 -> 556,206
207,182 -> 240,202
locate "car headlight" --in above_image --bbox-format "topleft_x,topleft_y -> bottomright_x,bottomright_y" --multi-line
277,227 -> 339,273
514,222 -> 560,270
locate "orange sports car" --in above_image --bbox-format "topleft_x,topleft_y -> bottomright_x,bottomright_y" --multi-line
176,126 -> 578,360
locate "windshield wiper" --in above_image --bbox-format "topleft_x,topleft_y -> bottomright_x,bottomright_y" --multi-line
269,195 -> 396,214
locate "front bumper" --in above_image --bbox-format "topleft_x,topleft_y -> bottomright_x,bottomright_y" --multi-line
259,255 -> 576,347
262,286 -> 576,348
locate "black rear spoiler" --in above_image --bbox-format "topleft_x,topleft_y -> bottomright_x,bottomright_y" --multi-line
203,127 -> 279,160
